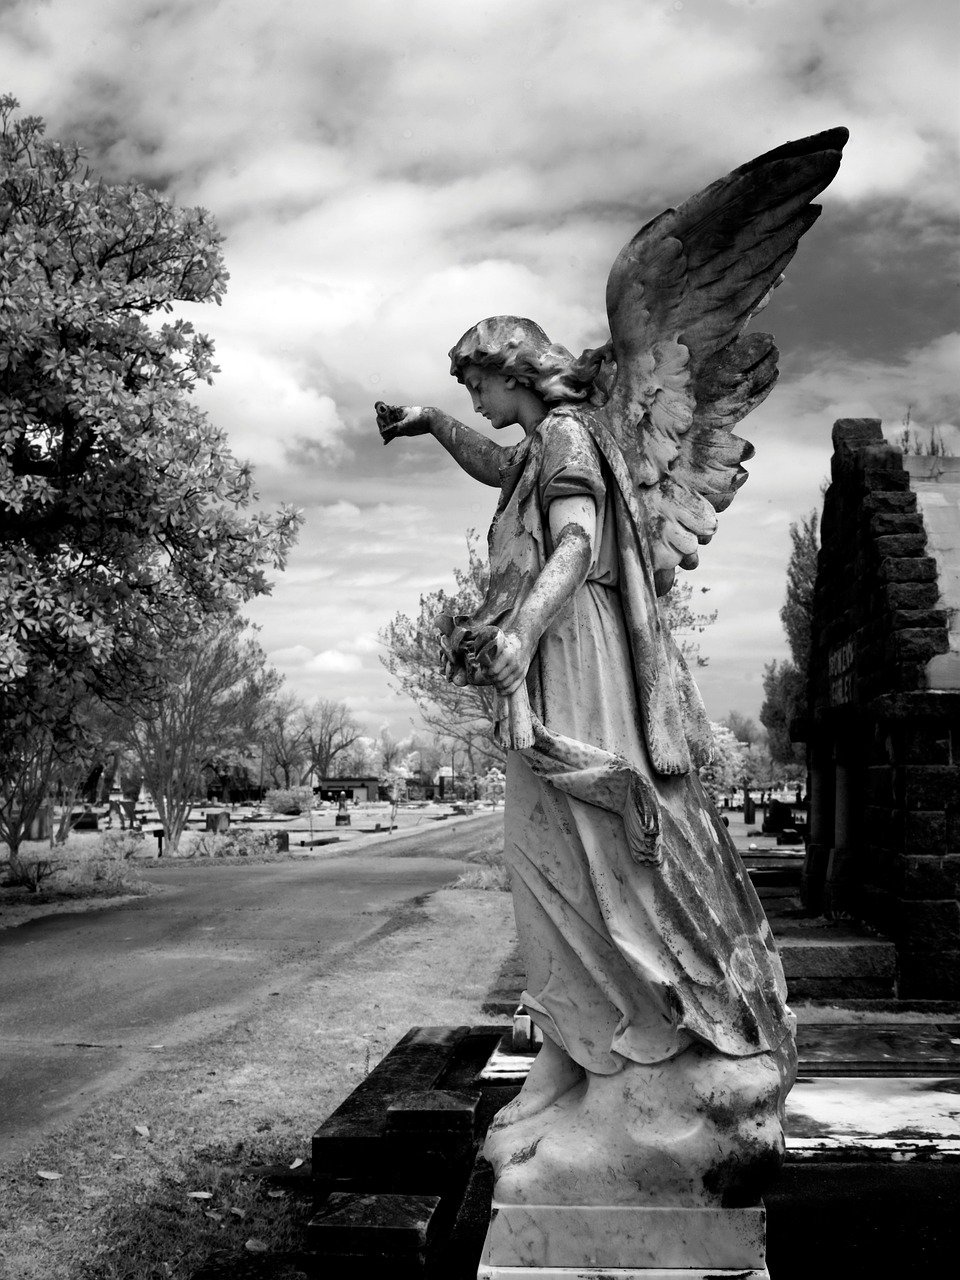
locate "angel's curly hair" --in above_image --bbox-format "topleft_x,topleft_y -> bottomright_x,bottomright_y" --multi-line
449,316 -> 614,405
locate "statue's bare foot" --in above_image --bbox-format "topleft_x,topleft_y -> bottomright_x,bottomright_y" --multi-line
485,1036 -> 584,1161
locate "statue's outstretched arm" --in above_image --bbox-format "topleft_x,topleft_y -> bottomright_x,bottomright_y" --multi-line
376,402 -> 507,487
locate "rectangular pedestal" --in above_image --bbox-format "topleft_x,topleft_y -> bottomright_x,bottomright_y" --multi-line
478,1268 -> 769,1279
477,1203 -> 768,1278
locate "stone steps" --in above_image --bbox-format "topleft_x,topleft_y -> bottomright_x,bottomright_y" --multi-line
772,918 -> 897,999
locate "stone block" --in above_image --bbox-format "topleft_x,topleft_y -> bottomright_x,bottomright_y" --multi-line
890,628 -> 949,663
478,1204 -> 766,1272
865,767 -> 895,806
312,1026 -> 469,1185
777,937 -> 896,980
879,556 -> 937,582
832,418 -> 884,452
946,802 -> 960,849
863,489 -> 918,514
869,511 -> 924,537
892,899 -> 960,950
903,765 -> 960,810
864,805 -> 900,850
904,809 -> 947,854
863,467 -> 910,492
886,580 -> 940,609
386,1089 -> 480,1136
890,607 -> 950,632
307,1191 -> 440,1259
901,854 -> 960,898
897,948 -> 960,999
898,725 -> 953,765
875,532 -> 927,558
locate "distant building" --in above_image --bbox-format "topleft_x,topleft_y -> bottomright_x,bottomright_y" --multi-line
307,775 -> 380,803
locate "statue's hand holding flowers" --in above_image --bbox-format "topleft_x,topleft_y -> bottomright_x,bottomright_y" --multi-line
375,401 -> 433,444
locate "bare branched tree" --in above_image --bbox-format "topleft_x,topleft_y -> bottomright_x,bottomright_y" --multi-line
304,699 -> 362,778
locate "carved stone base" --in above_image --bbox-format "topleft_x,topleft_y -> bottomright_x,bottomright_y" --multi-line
479,1269 -> 768,1280
476,1203 -> 768,1278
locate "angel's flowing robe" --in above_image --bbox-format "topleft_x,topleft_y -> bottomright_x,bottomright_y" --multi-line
473,407 -> 791,1072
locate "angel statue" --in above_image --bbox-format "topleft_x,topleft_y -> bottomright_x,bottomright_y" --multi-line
376,129 -> 847,1214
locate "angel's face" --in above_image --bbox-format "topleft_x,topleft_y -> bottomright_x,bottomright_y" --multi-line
462,365 -> 524,430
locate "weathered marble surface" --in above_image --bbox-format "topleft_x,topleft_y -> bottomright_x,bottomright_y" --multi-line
478,1267 -> 768,1280
481,1203 -> 765,1269
377,132 -> 846,1272
483,1039 -> 791,1207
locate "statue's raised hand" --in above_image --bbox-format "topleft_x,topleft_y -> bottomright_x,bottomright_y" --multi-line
375,401 -> 433,445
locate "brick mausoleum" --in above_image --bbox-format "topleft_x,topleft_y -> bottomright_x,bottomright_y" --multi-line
799,418 -> 960,997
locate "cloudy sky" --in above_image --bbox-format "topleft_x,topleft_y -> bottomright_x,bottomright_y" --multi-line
2,0 -> 957,739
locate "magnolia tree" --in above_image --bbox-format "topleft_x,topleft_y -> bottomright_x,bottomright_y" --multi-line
0,98 -> 299,819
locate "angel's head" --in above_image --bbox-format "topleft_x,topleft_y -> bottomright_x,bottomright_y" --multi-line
449,317 -> 612,426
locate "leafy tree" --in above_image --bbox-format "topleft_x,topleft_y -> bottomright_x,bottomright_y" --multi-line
700,722 -> 745,802
760,509 -> 819,766
303,698 -> 363,779
338,735 -> 377,777
780,512 -> 819,676
722,711 -> 763,746
123,620 -> 279,852
380,531 -> 503,771
0,97 -> 299,783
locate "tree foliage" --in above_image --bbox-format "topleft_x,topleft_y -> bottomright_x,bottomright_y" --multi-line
380,532 -> 503,772
123,620 -> 279,852
780,511 -> 819,675
0,97 -> 299,775
760,509 -> 819,767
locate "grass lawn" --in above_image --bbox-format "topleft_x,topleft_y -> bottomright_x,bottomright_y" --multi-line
0,887 -> 515,1280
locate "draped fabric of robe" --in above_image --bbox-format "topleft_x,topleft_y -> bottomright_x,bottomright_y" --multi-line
470,407 -> 791,1073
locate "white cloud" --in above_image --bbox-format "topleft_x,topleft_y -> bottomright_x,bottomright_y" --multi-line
308,651 -> 363,673
0,0 -> 956,733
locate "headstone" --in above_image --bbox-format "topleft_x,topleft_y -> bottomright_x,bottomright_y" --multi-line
335,790 -> 351,827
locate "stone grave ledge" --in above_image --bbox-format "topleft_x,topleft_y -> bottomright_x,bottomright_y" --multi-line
190,1020 -> 960,1278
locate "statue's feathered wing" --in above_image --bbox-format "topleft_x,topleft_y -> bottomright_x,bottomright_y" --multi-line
596,128 -> 848,589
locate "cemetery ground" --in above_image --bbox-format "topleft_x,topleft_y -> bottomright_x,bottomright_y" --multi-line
0,806 -> 510,1280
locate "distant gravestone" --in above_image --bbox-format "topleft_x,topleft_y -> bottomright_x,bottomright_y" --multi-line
335,790 -> 351,827
763,799 -> 793,834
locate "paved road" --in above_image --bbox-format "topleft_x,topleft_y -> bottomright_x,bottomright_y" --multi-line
0,814 -> 502,1161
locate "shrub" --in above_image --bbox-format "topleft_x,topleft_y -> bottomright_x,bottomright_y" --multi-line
263,787 -> 314,816
193,828 -> 286,858
1,855 -> 61,892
